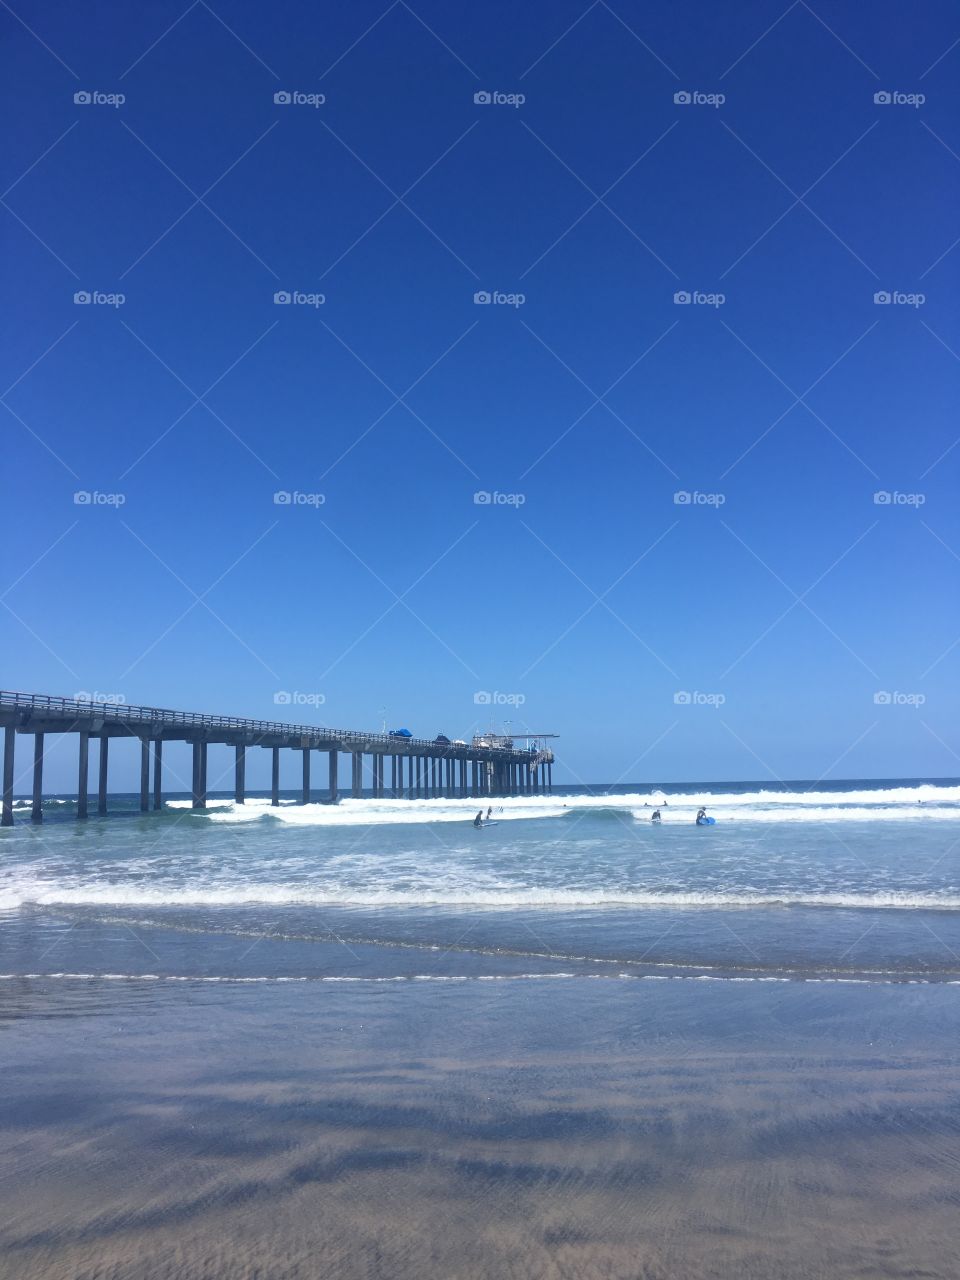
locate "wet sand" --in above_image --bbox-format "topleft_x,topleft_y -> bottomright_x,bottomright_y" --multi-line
2,972 -> 959,1279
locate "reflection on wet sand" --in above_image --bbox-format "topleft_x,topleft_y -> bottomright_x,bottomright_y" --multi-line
1,978 -> 959,1279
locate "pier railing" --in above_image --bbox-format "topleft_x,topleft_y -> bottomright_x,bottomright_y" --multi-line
0,691 -> 543,756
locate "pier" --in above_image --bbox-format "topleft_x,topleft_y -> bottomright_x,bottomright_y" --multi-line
0,691 -> 556,824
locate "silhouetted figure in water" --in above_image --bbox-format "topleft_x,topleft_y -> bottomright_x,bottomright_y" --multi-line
473,811 -> 483,828
651,809 -> 661,823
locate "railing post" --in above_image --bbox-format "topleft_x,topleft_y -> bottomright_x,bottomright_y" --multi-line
76,730 -> 89,819
2,725 -> 15,826
98,737 -> 108,815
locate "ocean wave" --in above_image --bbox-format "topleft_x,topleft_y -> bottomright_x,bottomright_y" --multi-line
6,885 -> 960,911
1,971 -> 957,986
156,784 -> 960,827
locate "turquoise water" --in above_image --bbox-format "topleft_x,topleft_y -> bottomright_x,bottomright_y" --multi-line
3,778 -> 960,981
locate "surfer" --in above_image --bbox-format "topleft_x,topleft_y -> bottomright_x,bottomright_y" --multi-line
696,807 -> 708,825
486,807 -> 493,819
651,809 -> 661,823
473,811 -> 483,828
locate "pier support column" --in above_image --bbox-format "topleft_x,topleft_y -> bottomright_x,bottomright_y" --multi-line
329,750 -> 338,803
235,745 -> 246,804
192,741 -> 207,809
352,751 -> 362,799
77,731 -> 89,819
153,740 -> 163,810
140,738 -> 150,812
416,756 -> 422,798
2,726 -> 14,826
301,748 -> 311,805
390,754 -> 397,797
460,759 -> 467,797
547,761 -> 552,793
30,733 -> 44,823
98,737 -> 109,814
271,747 -> 280,806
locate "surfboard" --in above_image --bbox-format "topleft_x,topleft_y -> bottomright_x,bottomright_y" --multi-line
697,817 -> 716,826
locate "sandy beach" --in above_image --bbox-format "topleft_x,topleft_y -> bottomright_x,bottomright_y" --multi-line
3,962 -> 959,1280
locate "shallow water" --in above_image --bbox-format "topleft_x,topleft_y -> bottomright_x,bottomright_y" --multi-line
3,780 -> 960,1278
3,779 -> 960,981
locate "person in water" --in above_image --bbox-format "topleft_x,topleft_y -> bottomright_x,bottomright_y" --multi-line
473,811 -> 483,828
651,809 -> 661,823
486,807 -> 493,819
696,807 -> 708,825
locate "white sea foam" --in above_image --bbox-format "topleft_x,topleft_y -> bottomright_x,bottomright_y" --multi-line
156,784 -> 960,828
0,971 -> 955,986
5,883 -> 960,911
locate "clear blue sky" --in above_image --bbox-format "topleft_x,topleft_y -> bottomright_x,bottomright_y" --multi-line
3,0 -> 959,789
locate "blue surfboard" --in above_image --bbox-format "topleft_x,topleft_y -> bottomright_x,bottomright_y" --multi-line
697,817 -> 716,826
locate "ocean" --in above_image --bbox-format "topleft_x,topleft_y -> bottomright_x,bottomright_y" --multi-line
2,779 -> 960,1278
4,777 -> 960,982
